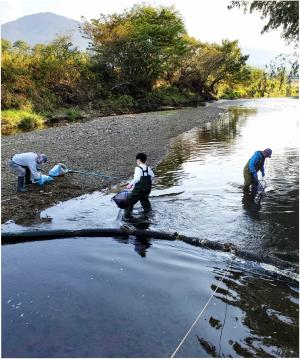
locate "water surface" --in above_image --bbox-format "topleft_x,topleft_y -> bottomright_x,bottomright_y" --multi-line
2,98 -> 299,357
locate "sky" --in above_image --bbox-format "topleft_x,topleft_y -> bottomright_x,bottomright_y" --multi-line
0,0 -> 294,52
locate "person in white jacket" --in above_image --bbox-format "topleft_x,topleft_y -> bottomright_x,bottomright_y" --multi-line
126,153 -> 155,211
8,152 -> 48,192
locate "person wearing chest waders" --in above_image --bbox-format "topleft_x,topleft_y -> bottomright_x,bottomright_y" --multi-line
8,152 -> 50,192
243,148 -> 272,192
126,153 -> 155,211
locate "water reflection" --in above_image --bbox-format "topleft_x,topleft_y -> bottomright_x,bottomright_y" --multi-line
115,236 -> 152,258
155,106 -> 258,190
153,99 -> 298,261
204,107 -> 256,143
194,266 -> 299,358
120,209 -> 153,257
242,189 -> 264,220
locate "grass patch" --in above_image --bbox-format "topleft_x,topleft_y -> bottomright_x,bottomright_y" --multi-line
1,110 -> 45,131
64,108 -> 83,121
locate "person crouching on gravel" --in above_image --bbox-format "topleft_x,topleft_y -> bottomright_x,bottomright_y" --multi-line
126,153 -> 155,211
8,152 -> 49,192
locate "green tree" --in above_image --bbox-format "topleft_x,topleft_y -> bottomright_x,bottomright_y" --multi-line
1,39 -> 35,109
13,40 -> 31,52
1,38 -> 12,52
1,36 -> 94,111
31,36 -> 92,105
175,39 -> 250,99
82,5 -> 189,95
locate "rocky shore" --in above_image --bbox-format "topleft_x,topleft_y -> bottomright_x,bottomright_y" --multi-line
1,106 -> 224,224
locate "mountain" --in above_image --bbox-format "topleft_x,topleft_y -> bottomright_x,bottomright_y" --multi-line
1,12 -> 286,64
1,12 -> 89,50
242,47 -> 283,68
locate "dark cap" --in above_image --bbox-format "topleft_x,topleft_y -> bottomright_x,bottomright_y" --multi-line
263,148 -> 272,158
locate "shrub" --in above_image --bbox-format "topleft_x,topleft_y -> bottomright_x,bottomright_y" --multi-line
64,108 -> 82,121
97,95 -> 135,115
136,87 -> 203,111
1,110 -> 45,131
19,115 -> 43,129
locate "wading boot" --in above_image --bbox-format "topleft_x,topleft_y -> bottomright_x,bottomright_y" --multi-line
25,167 -> 31,185
17,177 -> 27,193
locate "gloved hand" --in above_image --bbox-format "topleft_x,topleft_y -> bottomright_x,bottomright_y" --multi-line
38,175 -> 54,186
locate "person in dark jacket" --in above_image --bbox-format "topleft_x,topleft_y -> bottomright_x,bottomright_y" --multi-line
126,153 -> 155,211
243,148 -> 272,191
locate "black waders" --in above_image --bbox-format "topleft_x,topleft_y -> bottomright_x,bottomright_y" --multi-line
128,166 -> 152,211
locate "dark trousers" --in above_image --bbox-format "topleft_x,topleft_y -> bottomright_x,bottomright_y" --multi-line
25,167 -> 31,185
128,190 -> 151,211
243,167 -> 258,192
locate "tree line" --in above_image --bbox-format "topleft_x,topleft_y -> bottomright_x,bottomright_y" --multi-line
1,4 -> 298,122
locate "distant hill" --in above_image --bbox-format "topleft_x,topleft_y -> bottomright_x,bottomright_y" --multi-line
1,12 -> 285,66
1,12 -> 89,50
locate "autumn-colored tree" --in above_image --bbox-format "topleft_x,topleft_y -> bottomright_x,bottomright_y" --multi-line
175,39 -> 250,99
82,5 -> 189,95
1,36 -> 93,111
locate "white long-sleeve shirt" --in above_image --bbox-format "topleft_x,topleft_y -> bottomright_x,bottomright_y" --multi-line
12,152 -> 41,180
129,164 -> 155,186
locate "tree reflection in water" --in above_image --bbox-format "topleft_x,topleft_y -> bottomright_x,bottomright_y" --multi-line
196,266 -> 298,357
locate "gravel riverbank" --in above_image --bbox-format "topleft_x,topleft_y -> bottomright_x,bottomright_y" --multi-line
1,106 -> 225,225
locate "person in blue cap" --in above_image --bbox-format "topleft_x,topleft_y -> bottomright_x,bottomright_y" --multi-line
243,148 -> 272,191
8,152 -> 50,192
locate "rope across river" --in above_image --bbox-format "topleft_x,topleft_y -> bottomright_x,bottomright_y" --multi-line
170,256 -> 234,358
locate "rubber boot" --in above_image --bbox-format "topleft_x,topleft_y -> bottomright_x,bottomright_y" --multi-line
17,177 -> 27,193
25,167 -> 31,185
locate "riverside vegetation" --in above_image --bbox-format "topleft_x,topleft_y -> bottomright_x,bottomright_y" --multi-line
1,4 -> 298,134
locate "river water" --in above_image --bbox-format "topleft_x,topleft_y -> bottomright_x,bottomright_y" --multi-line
2,98 -> 299,357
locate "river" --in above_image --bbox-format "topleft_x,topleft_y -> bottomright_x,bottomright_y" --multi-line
2,98 -> 299,357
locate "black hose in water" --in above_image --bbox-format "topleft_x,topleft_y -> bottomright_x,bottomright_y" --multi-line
1,227 -> 297,273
